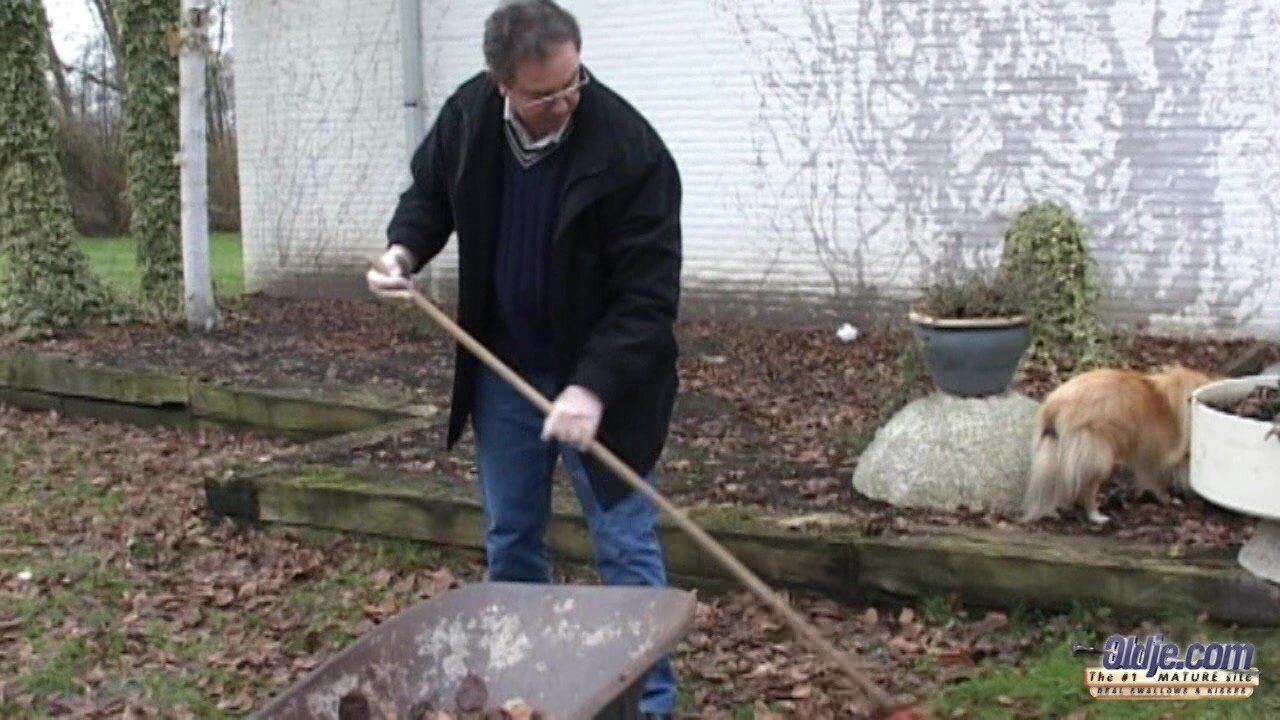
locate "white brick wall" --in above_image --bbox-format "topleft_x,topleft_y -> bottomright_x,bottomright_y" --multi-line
236,0 -> 1280,338
234,0 -> 406,290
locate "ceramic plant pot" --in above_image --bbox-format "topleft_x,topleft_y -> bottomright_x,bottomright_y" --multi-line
908,310 -> 1031,398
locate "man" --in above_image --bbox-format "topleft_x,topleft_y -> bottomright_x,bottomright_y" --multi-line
366,1 -> 682,716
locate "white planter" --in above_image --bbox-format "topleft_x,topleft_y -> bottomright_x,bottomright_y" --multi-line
1189,375 -> 1280,520
1190,375 -> 1280,583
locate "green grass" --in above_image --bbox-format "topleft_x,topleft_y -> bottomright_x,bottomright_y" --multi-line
0,232 -> 244,299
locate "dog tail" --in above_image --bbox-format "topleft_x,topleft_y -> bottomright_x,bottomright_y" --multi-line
1020,415 -> 1063,523
1020,408 -> 1113,523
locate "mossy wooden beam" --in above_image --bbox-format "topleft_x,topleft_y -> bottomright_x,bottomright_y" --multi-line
852,528 -> 1280,626
0,386 -> 199,429
0,349 -> 439,436
0,350 -> 187,406
206,463 -> 1280,627
187,381 -> 428,437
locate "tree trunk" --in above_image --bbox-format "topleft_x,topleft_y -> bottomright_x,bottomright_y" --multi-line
0,0 -> 120,334
119,0 -> 182,313
178,0 -> 219,331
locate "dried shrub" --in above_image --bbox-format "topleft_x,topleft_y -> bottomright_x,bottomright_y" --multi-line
913,265 -> 1031,321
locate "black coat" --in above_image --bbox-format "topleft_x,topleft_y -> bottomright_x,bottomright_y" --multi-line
386,69 -> 682,505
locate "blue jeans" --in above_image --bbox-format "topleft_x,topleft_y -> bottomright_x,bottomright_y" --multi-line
470,365 -> 678,715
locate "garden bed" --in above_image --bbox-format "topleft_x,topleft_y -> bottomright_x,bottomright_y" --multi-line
3,335 -> 1271,625
323,423 -> 1256,552
8,294 -> 1280,715
21,293 -> 1279,553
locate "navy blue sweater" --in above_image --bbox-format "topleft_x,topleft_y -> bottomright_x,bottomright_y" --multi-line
489,141 -> 571,375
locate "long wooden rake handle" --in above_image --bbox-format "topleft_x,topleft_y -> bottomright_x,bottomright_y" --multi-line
390,282 -> 897,714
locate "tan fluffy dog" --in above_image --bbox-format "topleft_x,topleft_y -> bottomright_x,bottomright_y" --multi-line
1020,364 -> 1216,525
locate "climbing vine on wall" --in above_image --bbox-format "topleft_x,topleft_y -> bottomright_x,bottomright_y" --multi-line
119,0 -> 182,314
0,1 -> 123,334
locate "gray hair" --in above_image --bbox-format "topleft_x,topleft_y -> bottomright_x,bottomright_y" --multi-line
483,0 -> 582,85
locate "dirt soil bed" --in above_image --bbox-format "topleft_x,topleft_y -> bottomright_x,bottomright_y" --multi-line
1211,377 -> 1280,421
22,294 -> 1280,551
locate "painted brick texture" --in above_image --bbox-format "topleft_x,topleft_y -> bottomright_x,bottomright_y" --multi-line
236,0 -> 1280,337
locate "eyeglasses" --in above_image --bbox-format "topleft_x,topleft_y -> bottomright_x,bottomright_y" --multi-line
512,66 -> 590,111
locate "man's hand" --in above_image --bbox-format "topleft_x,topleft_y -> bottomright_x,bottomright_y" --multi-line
541,385 -> 603,450
366,245 -> 416,300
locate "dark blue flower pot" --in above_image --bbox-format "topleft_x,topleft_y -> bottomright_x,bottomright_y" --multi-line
909,311 -> 1031,398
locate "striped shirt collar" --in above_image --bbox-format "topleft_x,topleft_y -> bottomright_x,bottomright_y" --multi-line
503,96 -> 573,168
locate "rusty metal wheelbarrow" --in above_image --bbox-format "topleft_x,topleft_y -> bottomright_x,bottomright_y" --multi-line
251,582 -> 697,719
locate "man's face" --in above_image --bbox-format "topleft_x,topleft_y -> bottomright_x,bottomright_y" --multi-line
501,41 -> 585,139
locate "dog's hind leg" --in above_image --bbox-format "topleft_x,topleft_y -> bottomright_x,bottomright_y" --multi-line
1134,466 -> 1173,505
1168,455 -> 1192,494
1081,470 -> 1111,524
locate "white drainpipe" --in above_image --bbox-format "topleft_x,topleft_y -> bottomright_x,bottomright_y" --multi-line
399,0 -> 434,297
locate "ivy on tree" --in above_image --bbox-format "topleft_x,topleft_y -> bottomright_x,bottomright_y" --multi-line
120,0 -> 183,313
0,0 -> 122,333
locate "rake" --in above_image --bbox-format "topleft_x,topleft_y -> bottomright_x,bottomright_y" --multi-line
373,263 -> 905,717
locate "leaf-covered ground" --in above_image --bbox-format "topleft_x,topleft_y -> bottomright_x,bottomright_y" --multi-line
0,405 -> 473,716
5,376 -> 1280,717
0,404 -> 1111,718
25,294 -> 1278,549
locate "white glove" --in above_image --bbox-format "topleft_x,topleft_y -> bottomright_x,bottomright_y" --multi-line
541,385 -> 603,450
366,245 -> 415,300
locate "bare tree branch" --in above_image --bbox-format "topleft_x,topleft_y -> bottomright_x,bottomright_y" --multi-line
62,61 -> 123,94
41,2 -> 73,118
86,0 -> 122,83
